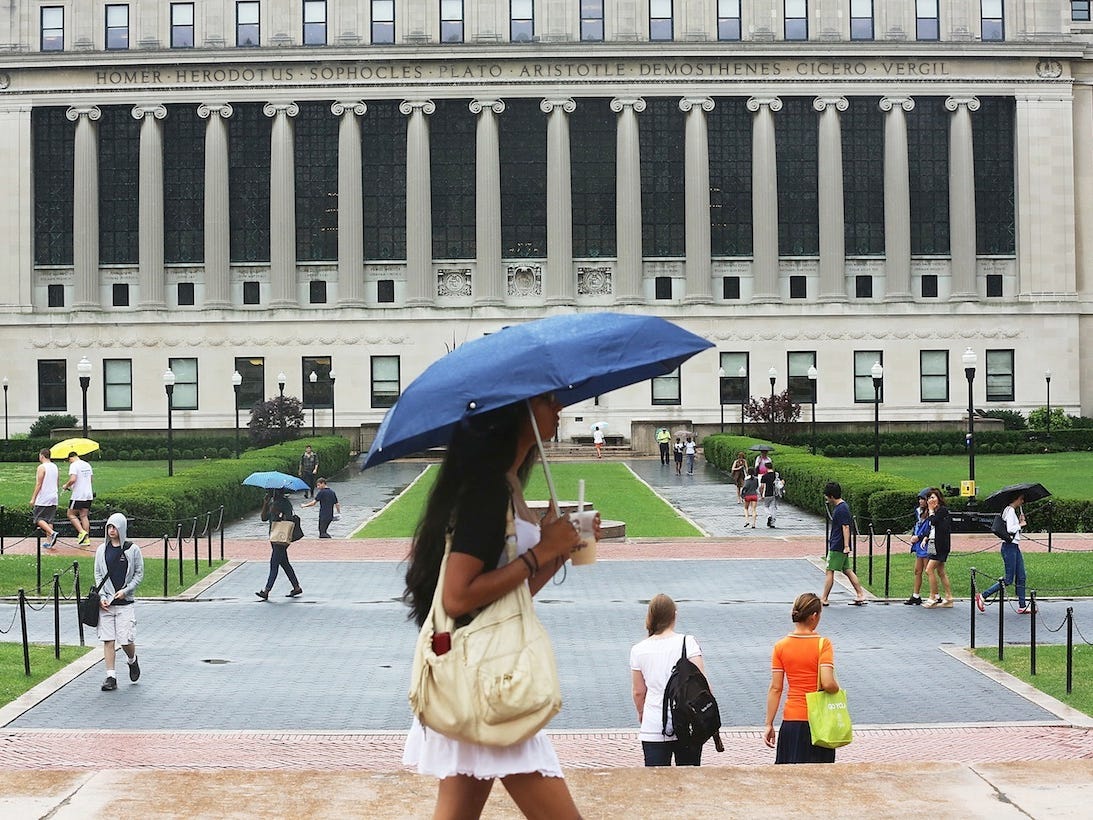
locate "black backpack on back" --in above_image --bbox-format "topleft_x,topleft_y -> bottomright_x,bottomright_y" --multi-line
661,636 -> 724,752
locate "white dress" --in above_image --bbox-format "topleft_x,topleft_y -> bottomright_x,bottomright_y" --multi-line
402,516 -> 564,779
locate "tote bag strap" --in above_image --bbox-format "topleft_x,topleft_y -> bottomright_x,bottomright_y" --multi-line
815,637 -> 825,692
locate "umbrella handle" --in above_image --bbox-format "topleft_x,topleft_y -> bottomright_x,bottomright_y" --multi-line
526,400 -> 561,519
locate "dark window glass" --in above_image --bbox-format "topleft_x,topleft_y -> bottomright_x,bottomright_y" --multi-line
776,98 -> 818,256
986,274 -> 1003,297
718,0 -> 741,40
242,280 -> 261,304
234,356 -> 264,409
372,0 -> 394,43
171,3 -> 195,47
640,98 -> 685,257
309,279 -> 327,304
571,99 -> 616,258
237,1 -> 260,46
112,283 -> 130,306
651,367 -> 681,405
431,100 -> 476,259
985,349 -> 1014,402
500,99 -> 547,258
723,276 -> 740,299
33,108 -> 74,266
105,4 -> 129,50
38,359 -> 67,412
907,97 -> 949,255
581,0 -> 604,40
654,276 -> 672,299
855,275 -> 873,298
441,0 -> 464,42
48,284 -> 65,307
921,274 -> 938,297
787,351 -> 817,404
177,282 -> 195,305
99,106 -> 140,265
302,355 -> 333,408
362,100 -> 407,261
371,355 -> 400,408
164,104 -> 205,263
377,279 -> 395,302
1075,2 -> 1091,22
41,6 -> 64,51
842,97 -> 884,255
981,0 -> 1004,40
295,102 -> 339,262
229,104 -> 271,262
972,97 -> 1015,255
709,98 -> 752,256
303,0 -> 327,45
789,275 -> 806,298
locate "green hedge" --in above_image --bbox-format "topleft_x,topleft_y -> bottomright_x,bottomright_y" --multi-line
777,429 -> 1093,457
0,435 -> 250,463
1,436 -> 352,537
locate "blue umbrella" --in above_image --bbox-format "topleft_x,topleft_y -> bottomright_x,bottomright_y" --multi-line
362,313 -> 713,471
242,471 -> 310,492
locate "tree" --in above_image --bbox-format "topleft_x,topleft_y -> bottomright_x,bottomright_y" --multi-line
1027,406 -> 1072,432
247,396 -> 305,445
743,390 -> 802,442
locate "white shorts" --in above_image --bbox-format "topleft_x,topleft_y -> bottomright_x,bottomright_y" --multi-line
97,604 -> 136,645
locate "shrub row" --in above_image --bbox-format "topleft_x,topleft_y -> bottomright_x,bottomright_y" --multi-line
777,429 -> 1093,458
0,436 -> 352,538
703,434 -> 1089,534
0,435 -> 250,463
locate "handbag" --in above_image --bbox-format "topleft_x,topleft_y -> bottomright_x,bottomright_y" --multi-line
408,506 -> 562,747
805,638 -> 853,749
291,515 -> 304,542
991,513 -> 1013,543
269,520 -> 295,544
80,574 -> 111,628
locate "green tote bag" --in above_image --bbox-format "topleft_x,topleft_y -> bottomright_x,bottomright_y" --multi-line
805,638 -> 853,749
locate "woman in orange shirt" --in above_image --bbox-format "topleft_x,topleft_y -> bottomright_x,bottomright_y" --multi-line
763,592 -> 841,764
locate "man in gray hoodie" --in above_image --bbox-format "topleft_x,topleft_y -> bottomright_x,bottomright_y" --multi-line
93,512 -> 144,691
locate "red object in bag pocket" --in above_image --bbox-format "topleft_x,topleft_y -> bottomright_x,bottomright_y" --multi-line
432,632 -> 451,656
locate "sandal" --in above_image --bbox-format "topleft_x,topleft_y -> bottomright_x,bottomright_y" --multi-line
821,600 -> 830,607
848,599 -> 866,606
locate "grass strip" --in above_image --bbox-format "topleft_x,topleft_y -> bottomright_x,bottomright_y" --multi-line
0,554 -> 226,600
973,645 -> 1093,718
0,644 -> 94,707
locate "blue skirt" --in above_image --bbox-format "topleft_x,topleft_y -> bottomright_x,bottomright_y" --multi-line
774,720 -> 836,764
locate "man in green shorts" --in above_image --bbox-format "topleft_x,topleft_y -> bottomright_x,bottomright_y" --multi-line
821,481 -> 867,606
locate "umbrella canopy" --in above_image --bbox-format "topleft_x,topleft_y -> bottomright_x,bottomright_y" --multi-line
748,443 -> 776,452
672,429 -> 693,439
242,471 -> 310,492
589,422 -> 608,431
979,482 -> 1051,513
362,313 -> 713,469
49,438 -> 99,459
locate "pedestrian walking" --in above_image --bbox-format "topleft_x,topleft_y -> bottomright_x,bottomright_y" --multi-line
821,482 -> 867,606
30,448 -> 59,549
975,493 -> 1031,614
256,488 -> 303,599
741,468 -> 760,528
593,425 -> 605,459
921,488 -> 954,608
62,451 -> 94,546
684,437 -> 697,475
760,465 -> 781,528
904,489 -> 931,605
673,437 -> 684,475
730,451 -> 748,503
302,477 -> 341,538
94,513 -> 143,691
299,445 -> 319,499
656,427 -> 672,465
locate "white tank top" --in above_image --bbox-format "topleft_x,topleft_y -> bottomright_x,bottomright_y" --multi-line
36,461 -> 59,506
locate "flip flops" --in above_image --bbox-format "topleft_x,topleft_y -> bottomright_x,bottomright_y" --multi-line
848,600 -> 866,606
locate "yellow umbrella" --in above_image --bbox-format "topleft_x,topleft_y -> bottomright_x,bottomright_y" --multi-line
49,438 -> 100,459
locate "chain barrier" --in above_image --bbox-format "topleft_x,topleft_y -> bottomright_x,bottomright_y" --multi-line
0,606 -> 18,635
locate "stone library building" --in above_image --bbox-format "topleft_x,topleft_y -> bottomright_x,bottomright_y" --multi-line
0,1 -> 1090,444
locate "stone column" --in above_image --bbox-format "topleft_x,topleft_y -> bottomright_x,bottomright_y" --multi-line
946,95 -> 980,301
680,97 -> 714,304
197,103 -> 233,308
470,99 -> 505,306
747,96 -> 781,303
400,100 -> 435,306
132,104 -> 167,309
264,101 -> 299,308
541,97 -> 575,305
814,96 -> 848,302
332,101 -> 367,307
879,96 -> 914,301
1074,84 -> 1093,297
66,106 -> 101,309
611,96 -> 646,305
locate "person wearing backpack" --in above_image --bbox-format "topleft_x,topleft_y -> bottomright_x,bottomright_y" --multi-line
629,594 -> 708,766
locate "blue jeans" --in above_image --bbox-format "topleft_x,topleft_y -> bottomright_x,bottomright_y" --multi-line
642,740 -> 702,767
686,453 -> 696,474
981,541 -> 1026,607
265,543 -> 300,591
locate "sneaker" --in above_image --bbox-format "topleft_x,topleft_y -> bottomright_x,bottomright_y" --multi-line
101,676 -> 117,691
77,531 -> 89,546
1018,605 -> 1035,615
128,657 -> 140,682
286,587 -> 303,597
938,599 -> 954,608
255,590 -> 269,601
974,593 -> 985,613
903,595 -> 922,606
43,534 -> 57,550
743,522 -> 751,528
922,598 -> 939,608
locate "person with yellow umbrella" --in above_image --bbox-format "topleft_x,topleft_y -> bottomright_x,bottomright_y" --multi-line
53,438 -> 98,546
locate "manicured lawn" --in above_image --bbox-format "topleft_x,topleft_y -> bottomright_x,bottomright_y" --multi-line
0,644 -> 93,707
0,554 -> 225,599
355,462 -> 703,538
843,453 -> 1093,499
0,460 -> 205,508
974,645 -> 1093,718
857,550 -> 1093,600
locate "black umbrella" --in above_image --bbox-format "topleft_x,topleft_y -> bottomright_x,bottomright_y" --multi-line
979,482 -> 1051,513
748,443 -> 776,452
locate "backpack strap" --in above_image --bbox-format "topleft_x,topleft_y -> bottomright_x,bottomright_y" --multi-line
662,635 -> 690,738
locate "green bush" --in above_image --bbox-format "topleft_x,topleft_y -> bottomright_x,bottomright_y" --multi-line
28,414 -> 79,438
981,409 -> 1027,430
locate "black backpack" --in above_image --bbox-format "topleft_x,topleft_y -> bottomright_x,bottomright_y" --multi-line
661,636 -> 724,752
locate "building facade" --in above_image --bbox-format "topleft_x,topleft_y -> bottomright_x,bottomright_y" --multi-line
0,1 -> 1091,443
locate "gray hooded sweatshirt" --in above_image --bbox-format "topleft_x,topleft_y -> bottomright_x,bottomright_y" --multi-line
93,512 -> 144,604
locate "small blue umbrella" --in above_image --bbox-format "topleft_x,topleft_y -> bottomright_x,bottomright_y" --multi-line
242,471 -> 310,492
362,313 -> 713,471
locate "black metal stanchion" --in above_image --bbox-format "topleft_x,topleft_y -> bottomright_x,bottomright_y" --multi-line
1030,590 -> 1037,675
36,536 -> 42,596
162,535 -> 169,598
73,561 -> 85,647
851,523 -> 858,573
193,525 -> 199,575
969,568 -> 977,650
883,531 -> 892,599
1,504 -> 6,554
207,511 -> 213,567
53,573 -> 60,659
867,524 -> 874,586
176,523 -> 184,588
18,589 -> 30,675
1066,607 -> 1074,694
997,578 -> 1006,661
1047,504 -> 1053,553
219,506 -> 225,560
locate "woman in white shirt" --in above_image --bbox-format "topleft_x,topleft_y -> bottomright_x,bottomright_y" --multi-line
629,594 -> 706,766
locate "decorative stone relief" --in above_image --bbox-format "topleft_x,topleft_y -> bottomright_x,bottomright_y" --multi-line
1036,60 -> 1063,79
507,265 -> 542,297
437,268 -> 472,297
578,266 -> 612,295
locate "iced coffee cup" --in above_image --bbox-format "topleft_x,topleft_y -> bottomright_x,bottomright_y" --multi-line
568,509 -> 598,565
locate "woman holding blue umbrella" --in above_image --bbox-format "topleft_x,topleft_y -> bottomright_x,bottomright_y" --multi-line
402,393 -> 584,819
256,488 -> 302,600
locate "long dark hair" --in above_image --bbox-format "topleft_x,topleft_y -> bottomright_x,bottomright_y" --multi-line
403,401 -> 537,626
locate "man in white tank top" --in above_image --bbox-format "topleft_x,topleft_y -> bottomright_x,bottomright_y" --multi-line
31,448 -> 59,549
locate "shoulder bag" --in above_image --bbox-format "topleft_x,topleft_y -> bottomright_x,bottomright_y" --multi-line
408,506 -> 562,747
805,637 -> 853,749
80,548 -> 129,628
991,513 -> 1013,543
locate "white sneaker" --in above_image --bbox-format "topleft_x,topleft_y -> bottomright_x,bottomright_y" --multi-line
922,598 -> 939,608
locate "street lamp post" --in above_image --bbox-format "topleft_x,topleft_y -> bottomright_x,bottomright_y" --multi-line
871,362 -> 884,473
768,366 -> 777,442
277,372 -> 287,443
807,365 -> 818,455
717,368 -> 726,434
77,357 -> 92,438
738,366 -> 747,436
309,371 -> 317,436
329,369 -> 336,436
163,368 -> 176,477
2,377 -> 8,443
963,348 -> 977,486
1045,369 -> 1052,439
231,370 -> 242,458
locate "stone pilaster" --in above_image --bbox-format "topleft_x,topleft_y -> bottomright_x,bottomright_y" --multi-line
946,95 -> 980,301
400,99 -> 435,307
264,101 -> 300,308
197,103 -> 233,308
611,96 -> 646,305
66,106 -> 101,309
132,104 -> 167,309
814,96 -> 848,302
332,101 -> 367,307
879,96 -> 914,301
747,96 -> 781,303
680,97 -> 714,304
541,97 -> 576,305
470,98 -> 505,306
